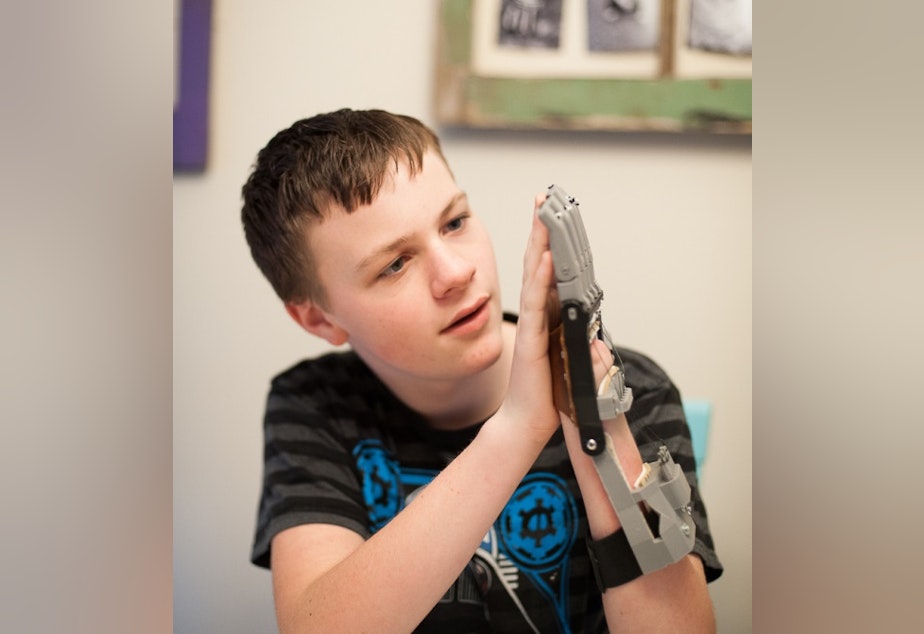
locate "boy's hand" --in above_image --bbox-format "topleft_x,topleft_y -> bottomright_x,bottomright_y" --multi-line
498,200 -> 563,443
501,194 -> 622,445
534,186 -> 616,426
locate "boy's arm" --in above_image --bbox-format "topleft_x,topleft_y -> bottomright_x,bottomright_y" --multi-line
540,184 -> 715,630
549,333 -> 715,630
271,410 -> 551,632
270,215 -> 562,633
561,405 -> 716,633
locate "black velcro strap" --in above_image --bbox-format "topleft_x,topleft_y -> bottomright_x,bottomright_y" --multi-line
586,510 -> 660,591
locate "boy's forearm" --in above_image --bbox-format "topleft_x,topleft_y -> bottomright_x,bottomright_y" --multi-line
562,414 -> 642,537
603,554 -> 716,633
280,411 -> 553,633
563,417 -> 716,632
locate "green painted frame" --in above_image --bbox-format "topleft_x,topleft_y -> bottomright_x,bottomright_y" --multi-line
434,0 -> 751,134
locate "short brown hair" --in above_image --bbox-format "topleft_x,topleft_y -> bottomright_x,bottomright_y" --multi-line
241,109 -> 445,305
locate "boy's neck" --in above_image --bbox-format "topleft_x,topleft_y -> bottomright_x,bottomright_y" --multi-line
380,321 -> 517,431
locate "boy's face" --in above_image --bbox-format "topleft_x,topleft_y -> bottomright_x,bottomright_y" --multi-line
302,150 -> 505,385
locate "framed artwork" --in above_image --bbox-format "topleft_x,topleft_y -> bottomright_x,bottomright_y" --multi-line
435,0 -> 751,133
174,0 -> 213,172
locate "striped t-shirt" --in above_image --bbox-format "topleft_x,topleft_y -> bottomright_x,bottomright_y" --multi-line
251,332 -> 722,632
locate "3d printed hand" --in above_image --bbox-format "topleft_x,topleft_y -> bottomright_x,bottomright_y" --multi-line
538,184 -> 696,580
538,185 -> 632,454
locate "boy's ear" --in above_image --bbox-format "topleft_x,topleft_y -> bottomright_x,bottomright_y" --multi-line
285,300 -> 349,346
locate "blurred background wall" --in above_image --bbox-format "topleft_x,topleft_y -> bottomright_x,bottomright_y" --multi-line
173,2 -> 751,631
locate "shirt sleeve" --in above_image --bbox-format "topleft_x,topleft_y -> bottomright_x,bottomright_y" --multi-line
250,358 -> 371,570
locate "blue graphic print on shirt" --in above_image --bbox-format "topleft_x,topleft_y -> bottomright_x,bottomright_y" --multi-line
352,439 -> 579,633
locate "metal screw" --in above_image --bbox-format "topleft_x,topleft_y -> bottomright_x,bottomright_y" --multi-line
680,523 -> 690,537
586,439 -> 598,452
568,307 -> 578,320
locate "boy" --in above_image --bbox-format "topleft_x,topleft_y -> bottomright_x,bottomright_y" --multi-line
242,108 -> 722,632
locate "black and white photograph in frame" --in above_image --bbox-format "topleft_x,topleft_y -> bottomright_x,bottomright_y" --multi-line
688,0 -> 751,55
498,0 -> 564,49
587,0 -> 661,52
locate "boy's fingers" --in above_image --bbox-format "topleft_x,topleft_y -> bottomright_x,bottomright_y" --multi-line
522,216 -> 545,284
522,195 -> 550,285
519,250 -> 553,338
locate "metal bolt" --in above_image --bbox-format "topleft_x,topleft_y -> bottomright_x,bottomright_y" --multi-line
680,523 -> 690,537
586,439 -> 598,452
568,307 -> 578,320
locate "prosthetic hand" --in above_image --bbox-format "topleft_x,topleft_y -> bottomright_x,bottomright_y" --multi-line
539,185 -> 695,586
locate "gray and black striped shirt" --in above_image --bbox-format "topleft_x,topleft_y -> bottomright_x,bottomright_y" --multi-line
251,324 -> 722,632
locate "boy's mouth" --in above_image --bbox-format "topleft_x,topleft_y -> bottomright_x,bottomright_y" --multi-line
442,297 -> 489,334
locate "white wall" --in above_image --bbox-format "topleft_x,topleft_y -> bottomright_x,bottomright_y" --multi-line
173,2 -> 751,631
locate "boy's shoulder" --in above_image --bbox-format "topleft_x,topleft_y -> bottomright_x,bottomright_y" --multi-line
264,350 -> 397,434
270,349 -> 373,395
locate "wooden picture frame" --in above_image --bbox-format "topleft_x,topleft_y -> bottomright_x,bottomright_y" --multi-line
434,0 -> 751,133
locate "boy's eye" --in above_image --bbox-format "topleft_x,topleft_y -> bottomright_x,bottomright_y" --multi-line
445,214 -> 468,232
380,256 -> 407,278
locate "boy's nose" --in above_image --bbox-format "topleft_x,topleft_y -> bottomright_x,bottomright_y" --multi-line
430,245 -> 475,298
